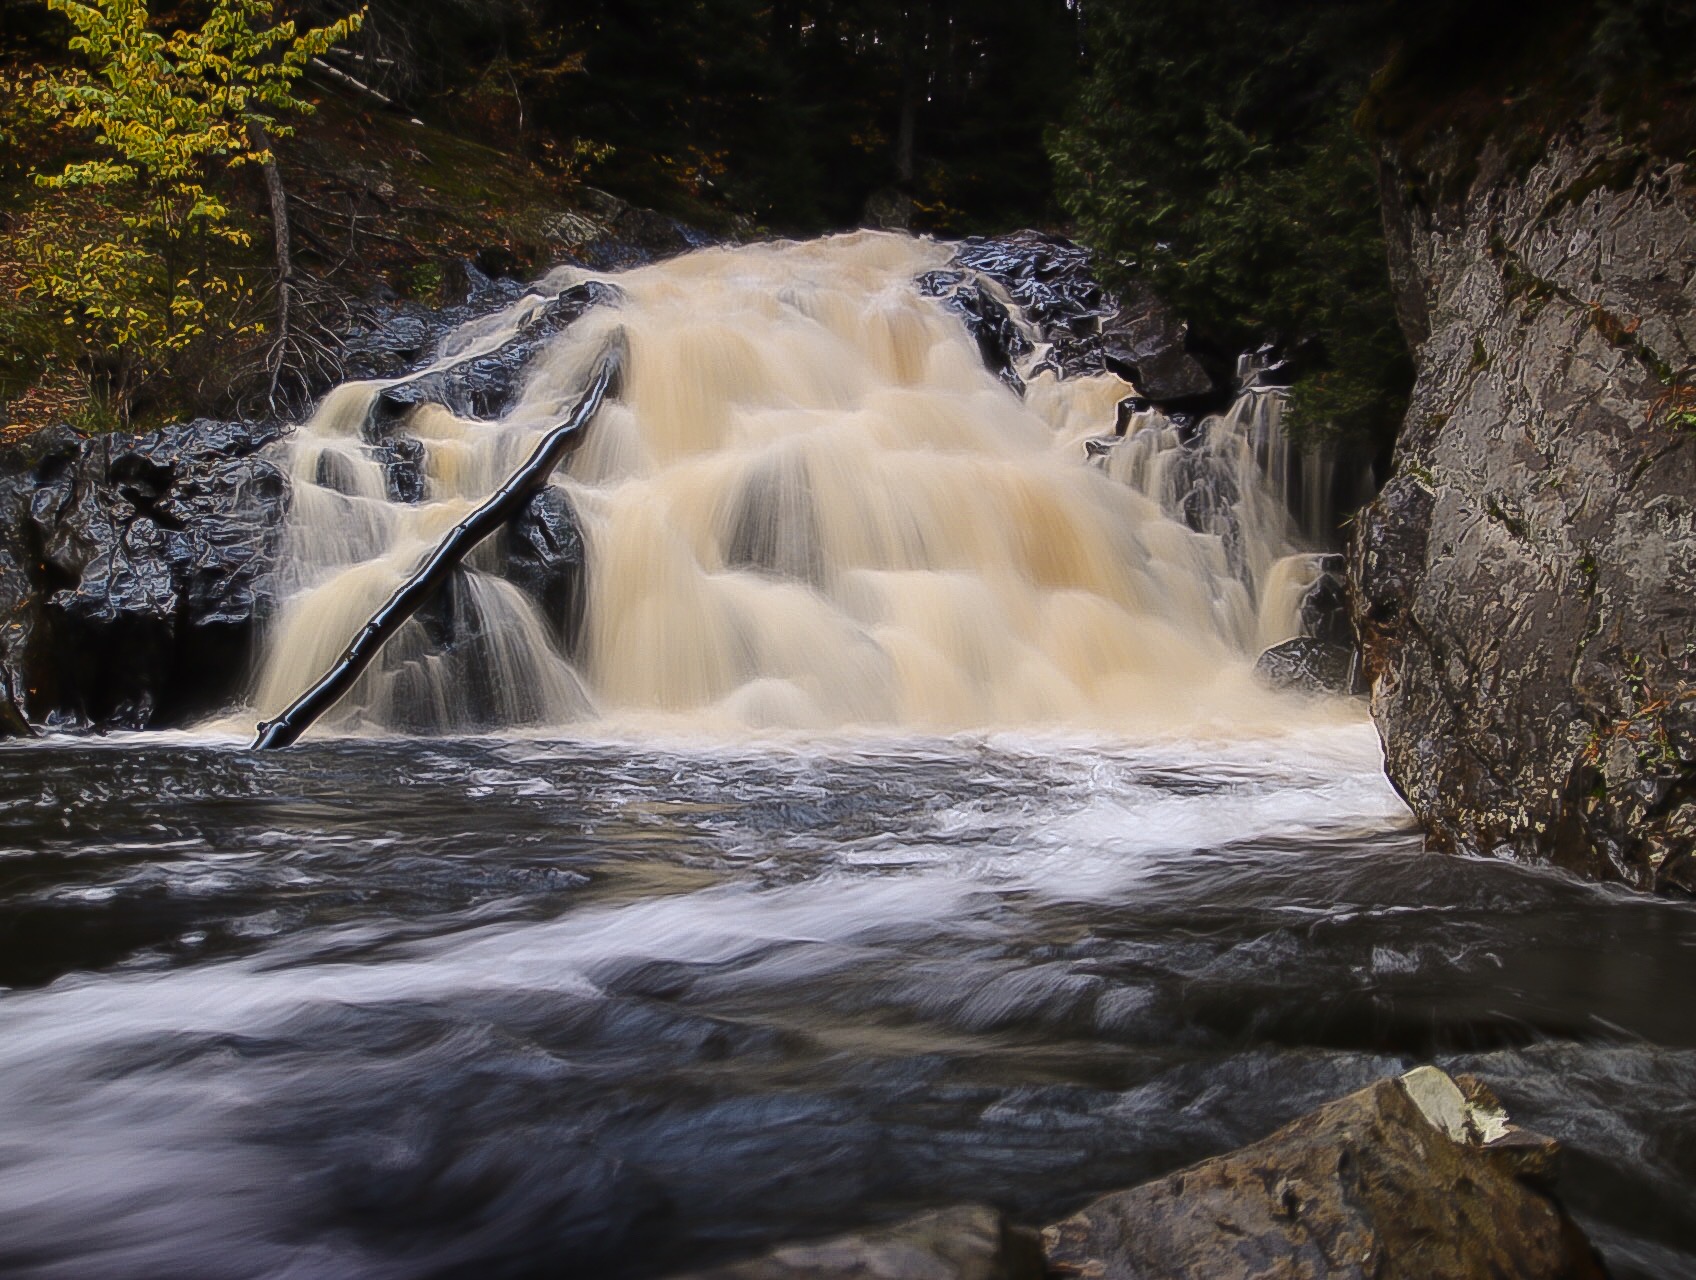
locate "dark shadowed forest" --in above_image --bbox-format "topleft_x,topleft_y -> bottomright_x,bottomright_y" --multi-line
4,0 -> 1689,452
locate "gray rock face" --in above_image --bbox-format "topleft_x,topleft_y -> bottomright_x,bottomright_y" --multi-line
672,1205 -> 1044,1280
1041,1067 -> 1604,1280
0,418 -> 290,732
1353,112 -> 1696,891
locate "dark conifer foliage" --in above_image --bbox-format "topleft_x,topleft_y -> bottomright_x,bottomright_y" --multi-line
287,0 -> 1083,233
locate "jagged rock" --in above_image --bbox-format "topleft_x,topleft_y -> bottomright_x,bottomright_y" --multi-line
380,435 -> 428,504
670,1205 -> 1044,1280
503,484 -> 588,655
917,271 -> 1029,395
1042,1067 -> 1604,1280
371,281 -> 624,427
0,418 -> 290,732
946,232 -> 1213,404
1299,554 -> 1354,650
0,426 -> 80,734
338,261 -> 526,383
1352,110 -> 1696,891
1256,637 -> 1357,695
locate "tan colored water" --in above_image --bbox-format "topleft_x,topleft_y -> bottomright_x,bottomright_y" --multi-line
244,231 -> 1338,738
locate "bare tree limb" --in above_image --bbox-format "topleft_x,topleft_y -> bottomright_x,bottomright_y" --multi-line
307,56 -> 396,108
252,335 -> 625,750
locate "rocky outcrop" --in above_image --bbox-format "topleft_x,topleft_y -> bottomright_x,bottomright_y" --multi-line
0,418 -> 290,733
503,484 -> 589,657
370,281 -> 623,428
1353,111 -> 1696,892
923,231 -> 1214,405
1043,1067 -> 1603,1280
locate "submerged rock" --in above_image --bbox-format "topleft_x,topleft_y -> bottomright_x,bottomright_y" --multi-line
1042,1067 -> 1604,1280
671,1205 -> 1044,1280
0,418 -> 290,732
1354,110 -> 1696,891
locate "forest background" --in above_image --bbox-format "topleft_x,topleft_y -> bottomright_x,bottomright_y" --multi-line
1,0 -> 1691,465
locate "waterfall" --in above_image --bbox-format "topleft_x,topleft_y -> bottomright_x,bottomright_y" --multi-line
242,231 -> 1339,738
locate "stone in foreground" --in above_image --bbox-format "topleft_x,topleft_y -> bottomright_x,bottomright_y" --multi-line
673,1205 -> 1043,1280
1042,1067 -> 1603,1280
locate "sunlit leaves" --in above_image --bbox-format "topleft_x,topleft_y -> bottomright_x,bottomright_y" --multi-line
21,0 -> 363,414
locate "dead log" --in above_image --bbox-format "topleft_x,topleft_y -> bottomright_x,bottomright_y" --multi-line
252,335 -> 624,749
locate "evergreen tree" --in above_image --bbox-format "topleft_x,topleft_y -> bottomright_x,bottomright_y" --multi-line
1049,0 -> 1411,454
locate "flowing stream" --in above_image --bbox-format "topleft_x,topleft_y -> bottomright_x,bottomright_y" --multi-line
2,234 -> 1694,1278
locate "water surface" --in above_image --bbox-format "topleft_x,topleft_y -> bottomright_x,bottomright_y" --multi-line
3,724 -> 1694,1278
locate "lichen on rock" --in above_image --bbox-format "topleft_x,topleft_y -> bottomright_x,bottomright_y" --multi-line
1352,108 -> 1696,892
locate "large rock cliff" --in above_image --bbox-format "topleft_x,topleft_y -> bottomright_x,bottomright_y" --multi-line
1353,112 -> 1696,892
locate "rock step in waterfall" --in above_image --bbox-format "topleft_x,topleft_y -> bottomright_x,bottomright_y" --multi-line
0,231 -> 1364,740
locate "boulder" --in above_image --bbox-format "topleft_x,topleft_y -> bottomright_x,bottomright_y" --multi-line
338,260 -> 527,383
1256,637 -> 1358,696
0,417 -> 290,732
671,1205 -> 1044,1280
1042,1067 -> 1605,1280
554,187 -> 721,272
916,271 -> 1029,396
1298,554 -> 1354,650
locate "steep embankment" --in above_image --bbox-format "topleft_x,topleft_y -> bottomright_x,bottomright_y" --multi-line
1353,111 -> 1696,892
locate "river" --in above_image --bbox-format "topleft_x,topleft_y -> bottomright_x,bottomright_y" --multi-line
2,725 -> 1695,1277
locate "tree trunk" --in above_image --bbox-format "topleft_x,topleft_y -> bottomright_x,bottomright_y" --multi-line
248,120 -> 293,403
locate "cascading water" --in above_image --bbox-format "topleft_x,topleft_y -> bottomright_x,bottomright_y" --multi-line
244,231 -> 1337,739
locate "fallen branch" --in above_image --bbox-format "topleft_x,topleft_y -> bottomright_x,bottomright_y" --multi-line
307,56 -> 395,108
252,335 -> 625,749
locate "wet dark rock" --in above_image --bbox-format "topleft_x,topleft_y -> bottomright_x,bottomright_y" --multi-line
1299,554 -> 1354,650
944,232 -> 1213,405
1256,637 -> 1357,696
1114,397 -> 1151,435
917,271 -> 1029,396
503,484 -> 588,655
672,1205 -> 1044,1280
371,281 -> 623,428
380,435 -> 428,505
1042,1067 -> 1604,1280
338,261 -> 525,383
1083,436 -> 1117,460
1353,111 -> 1696,891
0,418 -> 290,733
